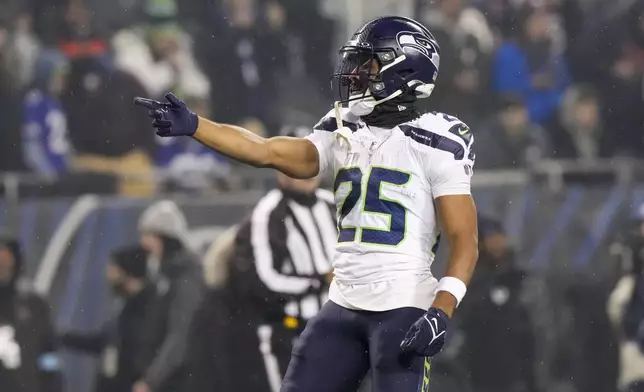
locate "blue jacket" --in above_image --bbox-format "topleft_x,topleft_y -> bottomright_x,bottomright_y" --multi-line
22,90 -> 70,175
155,137 -> 229,176
493,42 -> 570,124
22,50 -> 71,176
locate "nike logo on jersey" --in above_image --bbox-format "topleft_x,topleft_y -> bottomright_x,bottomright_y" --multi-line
445,122 -> 473,147
423,315 -> 445,346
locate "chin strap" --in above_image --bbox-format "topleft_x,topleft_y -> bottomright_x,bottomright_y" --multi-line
334,101 -> 343,128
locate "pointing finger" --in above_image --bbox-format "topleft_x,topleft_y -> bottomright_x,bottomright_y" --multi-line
134,97 -> 168,110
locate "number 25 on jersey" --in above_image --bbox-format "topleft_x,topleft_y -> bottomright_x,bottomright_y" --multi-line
334,166 -> 410,247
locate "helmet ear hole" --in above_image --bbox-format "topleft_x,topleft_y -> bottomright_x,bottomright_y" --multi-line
397,69 -> 415,78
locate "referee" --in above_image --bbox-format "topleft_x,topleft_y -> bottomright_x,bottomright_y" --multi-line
226,126 -> 337,392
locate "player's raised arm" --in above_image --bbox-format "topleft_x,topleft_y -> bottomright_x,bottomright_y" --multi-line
133,93 -> 320,179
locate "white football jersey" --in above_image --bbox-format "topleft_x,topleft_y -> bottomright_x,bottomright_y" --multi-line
305,108 -> 475,311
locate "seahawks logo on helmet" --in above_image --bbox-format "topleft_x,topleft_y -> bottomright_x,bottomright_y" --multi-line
396,32 -> 439,68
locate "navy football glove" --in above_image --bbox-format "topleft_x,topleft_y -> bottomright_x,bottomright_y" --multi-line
133,92 -> 199,137
400,307 -> 450,357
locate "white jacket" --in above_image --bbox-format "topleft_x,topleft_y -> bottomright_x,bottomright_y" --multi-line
203,225 -> 239,289
111,28 -> 210,99
607,275 -> 644,389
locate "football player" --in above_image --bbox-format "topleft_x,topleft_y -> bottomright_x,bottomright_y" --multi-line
135,16 -> 478,392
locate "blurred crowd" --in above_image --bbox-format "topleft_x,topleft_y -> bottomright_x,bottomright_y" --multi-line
0,0 -> 642,196
420,0 -> 644,168
0,0 -> 335,195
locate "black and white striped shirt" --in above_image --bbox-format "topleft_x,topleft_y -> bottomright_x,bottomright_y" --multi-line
233,187 -> 336,322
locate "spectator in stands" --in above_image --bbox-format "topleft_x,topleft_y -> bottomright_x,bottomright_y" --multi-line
608,204 -> 644,392
458,217 -> 537,392
60,245 -> 153,392
0,18 -> 25,171
0,232 -> 62,392
111,0 -> 210,101
136,201 -> 204,392
30,0 -> 99,46
476,0 -> 515,41
422,0 -> 494,50
56,0 -> 111,54
200,0 -> 286,134
30,0 -> 65,46
550,85 -> 606,160
549,0 -> 585,81
574,0 -> 644,157
6,10 -> 41,87
279,0 -> 335,92
62,55 -> 156,196
476,95 -> 549,169
22,50 -> 72,177
421,0 -> 494,123
492,5 -> 570,125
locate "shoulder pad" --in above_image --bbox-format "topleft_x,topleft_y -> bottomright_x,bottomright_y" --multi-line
418,112 -> 473,143
417,111 -> 467,129
401,112 -> 474,161
313,108 -> 360,133
446,122 -> 473,146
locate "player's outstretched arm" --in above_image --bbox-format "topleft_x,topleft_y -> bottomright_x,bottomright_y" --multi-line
433,194 -> 478,317
134,92 -> 320,179
193,118 -> 319,179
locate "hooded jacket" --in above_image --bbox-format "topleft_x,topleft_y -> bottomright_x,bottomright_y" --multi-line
137,201 -> 205,392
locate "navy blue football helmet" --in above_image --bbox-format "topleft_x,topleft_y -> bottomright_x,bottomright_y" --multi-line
332,16 -> 440,116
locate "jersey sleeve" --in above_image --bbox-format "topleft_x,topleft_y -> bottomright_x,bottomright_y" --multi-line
304,110 -> 340,177
428,123 -> 476,199
304,130 -> 334,177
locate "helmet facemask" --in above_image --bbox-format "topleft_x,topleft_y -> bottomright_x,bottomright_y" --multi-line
332,45 -> 434,117
332,46 -> 393,116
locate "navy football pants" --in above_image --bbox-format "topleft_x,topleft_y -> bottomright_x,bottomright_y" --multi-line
281,301 -> 431,392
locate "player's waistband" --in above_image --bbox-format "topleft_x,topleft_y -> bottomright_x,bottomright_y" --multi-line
332,253 -> 434,285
